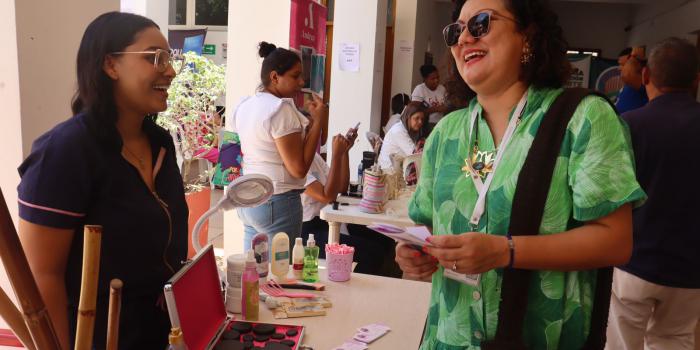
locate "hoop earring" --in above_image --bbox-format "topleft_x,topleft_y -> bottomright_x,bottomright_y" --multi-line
521,42 -> 534,64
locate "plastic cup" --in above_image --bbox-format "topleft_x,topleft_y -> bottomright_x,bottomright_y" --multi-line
326,250 -> 354,282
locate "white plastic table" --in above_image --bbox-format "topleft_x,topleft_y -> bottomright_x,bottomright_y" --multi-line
319,195 -> 415,244
257,267 -> 431,349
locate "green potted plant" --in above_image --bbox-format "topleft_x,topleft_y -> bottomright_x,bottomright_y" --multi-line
158,51 -> 226,256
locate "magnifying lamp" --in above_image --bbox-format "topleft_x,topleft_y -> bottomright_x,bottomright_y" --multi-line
191,174 -> 274,253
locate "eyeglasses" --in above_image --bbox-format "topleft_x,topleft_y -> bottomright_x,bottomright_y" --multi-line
109,48 -> 187,74
442,10 -> 518,47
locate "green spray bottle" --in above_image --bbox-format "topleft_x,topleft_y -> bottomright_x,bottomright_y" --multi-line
302,234 -> 319,282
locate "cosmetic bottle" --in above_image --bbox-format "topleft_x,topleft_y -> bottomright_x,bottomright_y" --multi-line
302,234 -> 319,282
292,237 -> 304,279
251,233 -> 269,279
270,232 -> 290,281
242,250 -> 259,321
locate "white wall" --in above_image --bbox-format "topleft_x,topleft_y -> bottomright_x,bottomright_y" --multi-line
226,0 -> 291,112
329,0 -> 388,180
391,0 -> 418,99
0,0 -> 23,333
121,0 -> 146,16
552,1 -> 634,59
223,0 -> 293,257
1,0 -> 23,227
626,0 -> 700,49
146,0 -> 169,37
391,0 -> 452,99
203,30 -> 228,66
413,1 -> 452,87
121,0 -> 170,38
15,0 -> 120,156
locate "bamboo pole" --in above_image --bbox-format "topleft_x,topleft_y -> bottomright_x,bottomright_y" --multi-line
0,287 -> 36,350
0,188 -> 61,349
74,225 -> 102,350
105,279 -> 122,350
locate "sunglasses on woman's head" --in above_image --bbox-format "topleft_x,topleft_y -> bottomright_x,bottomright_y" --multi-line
442,10 -> 518,47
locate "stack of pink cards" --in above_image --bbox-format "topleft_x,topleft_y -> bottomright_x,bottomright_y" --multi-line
367,223 -> 432,248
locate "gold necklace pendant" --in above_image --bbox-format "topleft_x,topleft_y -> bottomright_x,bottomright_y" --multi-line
462,148 -> 496,179
462,158 -> 473,178
473,149 -> 495,178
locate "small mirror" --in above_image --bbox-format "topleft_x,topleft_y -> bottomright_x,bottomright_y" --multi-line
225,174 -> 274,208
192,174 -> 273,252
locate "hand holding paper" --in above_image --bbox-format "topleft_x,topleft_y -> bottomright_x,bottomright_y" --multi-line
370,223 -> 481,286
367,223 -> 432,249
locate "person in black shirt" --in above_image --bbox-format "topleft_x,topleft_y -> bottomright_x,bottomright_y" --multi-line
17,12 -> 187,349
606,37 -> 700,350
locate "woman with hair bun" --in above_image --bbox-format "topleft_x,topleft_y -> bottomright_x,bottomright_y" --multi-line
231,41 -> 328,249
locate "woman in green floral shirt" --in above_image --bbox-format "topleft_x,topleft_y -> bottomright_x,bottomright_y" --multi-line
396,1 -> 646,349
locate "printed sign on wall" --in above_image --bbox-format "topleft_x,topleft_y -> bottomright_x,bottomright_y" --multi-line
566,55 -> 592,89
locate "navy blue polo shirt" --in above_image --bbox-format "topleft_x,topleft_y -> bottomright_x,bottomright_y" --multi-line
17,113 -> 188,347
620,92 -> 700,288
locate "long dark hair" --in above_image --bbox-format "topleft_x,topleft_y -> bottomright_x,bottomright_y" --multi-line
445,0 -> 571,109
258,41 -> 301,88
72,12 -> 159,150
401,102 -> 427,143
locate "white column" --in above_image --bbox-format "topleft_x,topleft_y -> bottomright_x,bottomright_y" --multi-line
328,0 -> 389,181
15,0 -> 119,156
120,0 -> 170,38
1,0 -> 23,225
0,0 -> 23,331
223,0 -> 292,257
146,0 -> 169,38
391,0 -> 418,99
225,0 -> 291,109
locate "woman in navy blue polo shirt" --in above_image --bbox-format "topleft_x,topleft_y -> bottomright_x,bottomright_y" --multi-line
16,12 -> 187,349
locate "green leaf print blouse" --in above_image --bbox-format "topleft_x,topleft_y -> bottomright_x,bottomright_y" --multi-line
409,87 -> 646,350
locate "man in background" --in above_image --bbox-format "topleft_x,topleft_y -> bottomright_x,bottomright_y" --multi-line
606,37 -> 700,350
618,47 -> 632,67
616,48 -> 649,114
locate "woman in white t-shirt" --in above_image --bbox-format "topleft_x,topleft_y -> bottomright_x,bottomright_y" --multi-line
411,64 -> 448,126
378,102 -> 426,171
302,133 -> 354,224
231,41 -> 328,249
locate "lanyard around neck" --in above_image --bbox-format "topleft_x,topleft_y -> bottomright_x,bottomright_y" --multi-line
466,91 -> 528,227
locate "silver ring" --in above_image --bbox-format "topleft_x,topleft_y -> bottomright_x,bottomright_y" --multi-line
452,261 -> 458,271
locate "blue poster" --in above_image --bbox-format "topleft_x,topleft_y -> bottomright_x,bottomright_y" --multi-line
183,34 -> 205,55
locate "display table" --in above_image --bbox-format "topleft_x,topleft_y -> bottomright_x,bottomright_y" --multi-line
256,267 -> 431,349
320,196 -> 415,244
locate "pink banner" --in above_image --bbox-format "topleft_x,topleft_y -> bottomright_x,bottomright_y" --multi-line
290,0 -> 327,54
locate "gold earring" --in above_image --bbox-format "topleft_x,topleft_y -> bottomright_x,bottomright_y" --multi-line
521,42 -> 534,64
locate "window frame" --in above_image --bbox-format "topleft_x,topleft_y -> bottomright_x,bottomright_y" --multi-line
169,0 -> 228,31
